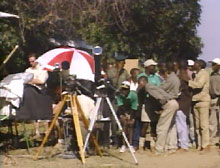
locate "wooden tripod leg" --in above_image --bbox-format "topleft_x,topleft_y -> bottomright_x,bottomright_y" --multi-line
70,95 -> 85,164
75,97 -> 103,157
33,97 -> 67,160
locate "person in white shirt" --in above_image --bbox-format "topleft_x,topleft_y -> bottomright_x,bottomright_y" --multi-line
18,53 -> 52,138
25,54 -> 48,88
129,68 -> 140,91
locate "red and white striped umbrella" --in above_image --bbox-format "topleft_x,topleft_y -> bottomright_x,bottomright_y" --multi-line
37,47 -> 95,82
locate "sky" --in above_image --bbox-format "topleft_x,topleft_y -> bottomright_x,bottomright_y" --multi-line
197,0 -> 220,61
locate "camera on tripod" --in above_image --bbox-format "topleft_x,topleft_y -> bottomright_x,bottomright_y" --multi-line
63,74 -> 93,97
96,78 -> 119,98
64,74 -> 78,92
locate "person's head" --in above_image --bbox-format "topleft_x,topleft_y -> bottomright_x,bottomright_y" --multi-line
144,59 -> 157,75
138,76 -> 148,89
193,59 -> 206,72
210,58 -> 220,72
165,62 -> 175,74
28,53 -> 38,68
116,60 -> 126,70
158,62 -> 166,72
115,52 -> 127,70
130,68 -> 140,80
120,81 -> 130,97
178,60 -> 188,70
157,62 -> 167,78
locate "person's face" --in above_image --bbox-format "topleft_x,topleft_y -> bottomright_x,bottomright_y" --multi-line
138,77 -> 147,89
131,70 -> 140,79
188,66 -> 193,71
120,88 -> 130,97
161,71 -> 168,80
145,65 -> 156,74
212,63 -> 219,72
193,62 -> 200,72
28,56 -> 37,68
116,60 -> 125,70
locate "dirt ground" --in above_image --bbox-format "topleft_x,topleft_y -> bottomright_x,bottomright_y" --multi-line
1,145 -> 220,168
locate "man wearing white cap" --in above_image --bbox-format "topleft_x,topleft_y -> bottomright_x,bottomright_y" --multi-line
116,81 -> 138,153
137,59 -> 161,151
209,58 -> 220,145
138,59 -> 161,86
187,60 -> 195,80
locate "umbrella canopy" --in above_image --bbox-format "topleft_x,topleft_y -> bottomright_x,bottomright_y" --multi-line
37,47 -> 95,82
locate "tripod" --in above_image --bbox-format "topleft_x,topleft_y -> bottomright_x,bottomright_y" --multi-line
83,95 -> 138,165
33,92 -> 102,164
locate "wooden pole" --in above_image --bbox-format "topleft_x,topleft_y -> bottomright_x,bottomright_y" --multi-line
0,45 -> 19,71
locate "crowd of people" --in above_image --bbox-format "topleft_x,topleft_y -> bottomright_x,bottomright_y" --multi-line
3,53 -> 219,157
103,56 -> 220,155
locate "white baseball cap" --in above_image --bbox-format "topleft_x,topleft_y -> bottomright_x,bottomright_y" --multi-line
144,59 -> 157,67
187,60 -> 194,66
210,58 -> 220,65
120,81 -> 131,89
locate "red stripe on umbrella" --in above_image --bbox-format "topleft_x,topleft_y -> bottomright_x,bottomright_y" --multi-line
47,50 -> 74,67
37,47 -> 95,81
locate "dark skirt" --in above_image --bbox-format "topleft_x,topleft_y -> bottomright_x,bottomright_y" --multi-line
16,84 -> 53,121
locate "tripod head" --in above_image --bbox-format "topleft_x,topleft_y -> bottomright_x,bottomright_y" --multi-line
64,75 -> 93,97
95,78 -> 119,98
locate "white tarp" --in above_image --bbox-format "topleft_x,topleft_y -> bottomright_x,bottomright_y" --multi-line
0,72 -> 33,116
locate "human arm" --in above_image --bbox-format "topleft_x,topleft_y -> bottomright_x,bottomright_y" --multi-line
145,83 -> 171,105
188,71 -> 207,89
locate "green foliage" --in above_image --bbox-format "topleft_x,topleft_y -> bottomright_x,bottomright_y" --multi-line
0,0 -> 202,76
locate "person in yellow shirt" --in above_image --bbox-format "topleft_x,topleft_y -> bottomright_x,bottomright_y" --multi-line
188,59 -> 210,151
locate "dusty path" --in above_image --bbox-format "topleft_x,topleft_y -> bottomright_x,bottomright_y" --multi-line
1,146 -> 220,168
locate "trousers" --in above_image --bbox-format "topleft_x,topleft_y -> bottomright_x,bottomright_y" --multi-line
176,110 -> 189,149
193,101 -> 210,149
209,98 -> 219,144
156,100 -> 179,152
132,119 -> 141,147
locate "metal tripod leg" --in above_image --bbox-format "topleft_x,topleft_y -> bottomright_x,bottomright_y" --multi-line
34,96 -> 67,160
70,95 -> 85,164
106,97 -> 138,165
83,97 -> 102,152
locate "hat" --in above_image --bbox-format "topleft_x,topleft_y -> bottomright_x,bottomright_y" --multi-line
210,58 -> 220,65
144,59 -> 157,67
115,52 -> 128,61
120,81 -> 130,89
187,60 -> 194,66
